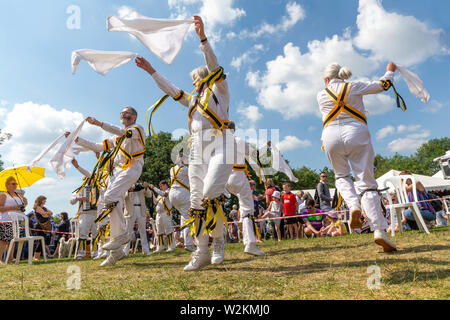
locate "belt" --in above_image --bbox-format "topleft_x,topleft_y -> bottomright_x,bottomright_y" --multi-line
324,117 -> 361,127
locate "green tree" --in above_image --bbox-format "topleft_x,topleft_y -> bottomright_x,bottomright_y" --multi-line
0,130 -> 12,171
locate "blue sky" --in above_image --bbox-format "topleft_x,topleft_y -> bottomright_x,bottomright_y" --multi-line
0,0 -> 449,217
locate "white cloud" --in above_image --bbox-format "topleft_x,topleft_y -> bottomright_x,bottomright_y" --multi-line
237,105 -> 263,125
420,100 -> 447,114
277,135 -> 311,152
377,123 -> 424,141
387,133 -> 430,153
376,125 -> 395,140
117,5 -> 139,19
1,101 -> 105,167
168,0 -> 245,42
247,37 -> 378,119
230,44 -> 264,71
238,2 -> 305,39
354,0 -> 447,66
0,107 -> 7,118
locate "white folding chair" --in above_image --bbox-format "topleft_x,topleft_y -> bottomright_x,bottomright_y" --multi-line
5,212 -> 47,265
68,219 -> 79,258
382,175 -> 430,236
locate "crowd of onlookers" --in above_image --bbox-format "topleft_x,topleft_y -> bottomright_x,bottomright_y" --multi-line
1,171 -> 449,263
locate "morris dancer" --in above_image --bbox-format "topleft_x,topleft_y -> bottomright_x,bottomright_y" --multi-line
226,133 -> 270,257
169,153 -> 195,252
123,182 -> 153,255
136,16 -> 235,271
318,62 -> 397,252
70,158 -> 99,259
150,181 -> 175,253
68,106 -> 146,266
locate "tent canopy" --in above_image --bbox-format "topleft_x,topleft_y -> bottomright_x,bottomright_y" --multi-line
377,170 -> 450,193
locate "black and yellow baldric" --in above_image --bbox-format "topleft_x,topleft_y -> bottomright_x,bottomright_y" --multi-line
145,92 -> 185,136
171,166 -> 190,191
188,67 -> 231,132
380,78 -> 407,112
157,197 -> 171,216
115,125 -> 146,171
323,82 -> 367,128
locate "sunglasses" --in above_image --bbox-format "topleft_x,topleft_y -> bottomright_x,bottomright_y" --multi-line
307,207 -> 314,210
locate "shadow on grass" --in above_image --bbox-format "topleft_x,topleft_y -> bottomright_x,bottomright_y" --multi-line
392,244 -> 450,254
384,268 -> 450,284
225,257 -> 450,279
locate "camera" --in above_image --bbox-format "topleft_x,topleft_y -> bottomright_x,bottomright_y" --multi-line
134,183 -> 144,192
20,205 -> 26,213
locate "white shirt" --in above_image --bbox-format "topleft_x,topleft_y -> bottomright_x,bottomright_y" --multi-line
1,192 -> 23,222
317,71 -> 395,123
153,187 -> 172,215
77,122 -> 146,168
151,41 -> 230,133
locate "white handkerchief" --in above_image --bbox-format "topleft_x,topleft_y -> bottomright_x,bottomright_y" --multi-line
50,120 -> 85,179
107,13 -> 194,65
271,145 -> 299,183
27,133 -> 65,171
71,49 -> 138,75
397,66 -> 430,104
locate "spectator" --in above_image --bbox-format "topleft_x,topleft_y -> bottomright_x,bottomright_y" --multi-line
300,199 -> 326,238
296,191 -> 306,212
385,193 -> 410,233
0,176 -> 28,264
320,211 -> 346,236
228,204 -> 240,242
262,191 -> 283,241
33,196 -> 54,260
264,179 -> 277,208
435,199 -> 448,226
281,182 -> 298,239
399,171 -> 436,230
317,172 -> 332,212
52,212 -> 70,257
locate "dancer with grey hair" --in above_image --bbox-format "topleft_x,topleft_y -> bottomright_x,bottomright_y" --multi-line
136,16 -> 235,271
318,62 -> 397,252
67,106 -> 147,266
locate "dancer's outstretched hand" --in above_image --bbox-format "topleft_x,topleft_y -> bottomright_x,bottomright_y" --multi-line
86,117 -> 101,126
387,62 -> 397,72
193,16 -> 206,41
71,158 -> 79,168
136,57 -> 155,75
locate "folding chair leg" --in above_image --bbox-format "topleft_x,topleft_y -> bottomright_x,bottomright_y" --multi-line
5,240 -> 15,265
42,239 -> 47,262
16,241 -> 24,265
391,209 -> 396,237
73,238 -> 79,259
28,240 -> 34,265
412,203 -> 430,234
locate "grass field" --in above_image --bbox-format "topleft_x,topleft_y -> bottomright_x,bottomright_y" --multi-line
1,227 -> 449,300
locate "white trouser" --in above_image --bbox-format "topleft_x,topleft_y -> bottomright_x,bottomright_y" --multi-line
169,187 -> 193,247
124,209 -> 149,252
322,122 -> 388,231
103,164 -> 142,239
189,129 -> 234,252
226,170 -> 256,246
155,211 -> 173,236
78,211 -> 98,240
189,129 -> 235,209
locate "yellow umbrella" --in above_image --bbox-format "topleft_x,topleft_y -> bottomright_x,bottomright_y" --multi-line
0,166 -> 45,192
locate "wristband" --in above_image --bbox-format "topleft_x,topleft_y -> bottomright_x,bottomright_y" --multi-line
200,37 -> 207,43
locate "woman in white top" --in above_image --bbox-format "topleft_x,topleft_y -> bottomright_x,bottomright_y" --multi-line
0,176 -> 28,263
318,62 -> 397,252
262,191 -> 283,241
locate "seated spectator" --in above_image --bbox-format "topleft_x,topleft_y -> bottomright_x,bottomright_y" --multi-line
52,212 -> 70,257
33,196 -> 54,260
0,177 -> 28,264
399,171 -> 436,230
320,211 -> 346,236
262,191 -> 283,241
299,199 -> 326,238
435,199 -> 448,226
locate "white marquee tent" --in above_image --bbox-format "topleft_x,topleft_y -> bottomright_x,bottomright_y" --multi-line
376,170 -> 450,193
